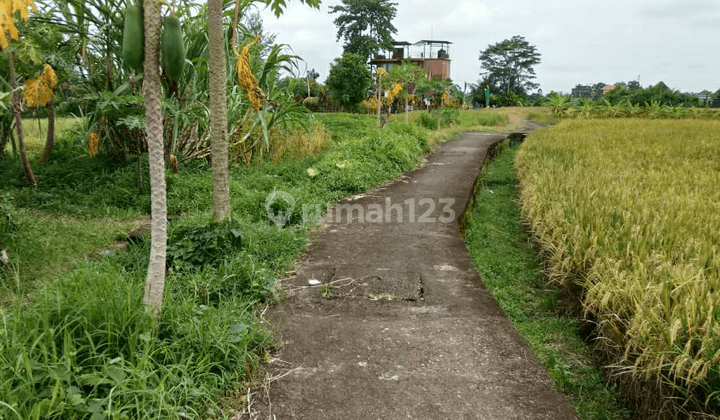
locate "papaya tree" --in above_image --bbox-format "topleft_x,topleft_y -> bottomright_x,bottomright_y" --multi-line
140,0 -> 167,320
208,0 -> 229,221
387,60 -> 423,123
2,0 -> 37,186
416,76 -> 453,130
22,63 -> 57,163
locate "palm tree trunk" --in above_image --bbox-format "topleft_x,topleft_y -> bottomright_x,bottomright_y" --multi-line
7,52 -> 36,186
142,0 -> 168,321
38,98 -> 55,164
208,0 -> 230,222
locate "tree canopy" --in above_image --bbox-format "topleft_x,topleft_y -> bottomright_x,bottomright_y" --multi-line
326,52 -> 372,109
478,35 -> 541,99
329,0 -> 398,62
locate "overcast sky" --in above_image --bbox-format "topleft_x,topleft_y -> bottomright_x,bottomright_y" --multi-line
257,0 -> 720,94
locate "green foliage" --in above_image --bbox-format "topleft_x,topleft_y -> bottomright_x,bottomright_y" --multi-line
415,77 -> 452,108
546,93 -> 572,117
479,35 -> 541,98
603,82 -> 701,107
329,0 -> 398,61
166,221 -> 244,273
0,259 -> 273,419
416,108 -> 458,130
440,107 -> 460,124
326,52 -> 373,109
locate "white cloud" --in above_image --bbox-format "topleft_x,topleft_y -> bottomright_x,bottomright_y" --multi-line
259,0 -> 720,93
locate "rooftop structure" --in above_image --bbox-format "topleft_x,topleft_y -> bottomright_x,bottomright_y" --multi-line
370,40 -> 452,80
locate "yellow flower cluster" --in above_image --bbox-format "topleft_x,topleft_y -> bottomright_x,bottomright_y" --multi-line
88,131 -> 99,158
236,35 -> 265,110
0,0 -> 35,49
363,96 -> 378,112
22,64 -> 56,108
385,82 -> 403,105
376,68 -> 388,77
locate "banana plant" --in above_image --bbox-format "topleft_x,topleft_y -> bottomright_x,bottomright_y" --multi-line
546,92 -> 571,118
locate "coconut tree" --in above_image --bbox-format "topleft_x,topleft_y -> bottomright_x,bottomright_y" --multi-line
141,0 -> 167,320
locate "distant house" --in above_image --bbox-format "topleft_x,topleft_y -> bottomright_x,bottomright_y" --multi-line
370,40 -> 452,80
693,90 -> 713,105
601,85 -> 618,95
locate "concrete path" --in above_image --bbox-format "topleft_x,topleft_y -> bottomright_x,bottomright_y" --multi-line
246,128 -> 577,419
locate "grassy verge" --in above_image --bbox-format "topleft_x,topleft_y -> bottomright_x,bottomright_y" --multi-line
463,143 -> 630,420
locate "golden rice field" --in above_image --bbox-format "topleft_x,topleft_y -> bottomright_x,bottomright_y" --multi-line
515,119 -> 720,412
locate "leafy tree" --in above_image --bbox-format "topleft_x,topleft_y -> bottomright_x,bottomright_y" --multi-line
546,92 -> 571,117
326,52 -> 372,109
478,35 -> 541,99
329,0 -> 398,62
627,80 -> 640,90
210,0 -> 318,222
307,68 -> 319,81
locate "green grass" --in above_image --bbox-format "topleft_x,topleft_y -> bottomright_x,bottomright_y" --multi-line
0,112 -> 435,419
463,144 -> 630,420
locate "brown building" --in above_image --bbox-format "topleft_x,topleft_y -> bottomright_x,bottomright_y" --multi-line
370,40 -> 452,80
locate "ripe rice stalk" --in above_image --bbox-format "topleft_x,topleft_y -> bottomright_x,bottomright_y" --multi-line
516,119 -> 720,413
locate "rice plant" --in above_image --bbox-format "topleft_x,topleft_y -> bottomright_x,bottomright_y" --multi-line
515,119 -> 720,416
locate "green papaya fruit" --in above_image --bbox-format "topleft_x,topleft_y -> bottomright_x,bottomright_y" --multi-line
161,15 -> 185,81
122,5 -> 144,73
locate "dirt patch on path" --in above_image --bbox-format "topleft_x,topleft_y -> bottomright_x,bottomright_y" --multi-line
243,130 -> 575,419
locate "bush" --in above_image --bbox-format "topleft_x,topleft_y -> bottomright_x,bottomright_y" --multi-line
166,220 -> 244,273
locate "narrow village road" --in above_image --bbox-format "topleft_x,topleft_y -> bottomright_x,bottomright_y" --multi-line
247,127 -> 577,419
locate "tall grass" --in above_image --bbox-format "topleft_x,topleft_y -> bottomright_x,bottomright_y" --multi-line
515,119 -> 720,417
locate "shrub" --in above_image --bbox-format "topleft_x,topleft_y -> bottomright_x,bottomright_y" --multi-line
166,220 -> 244,273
